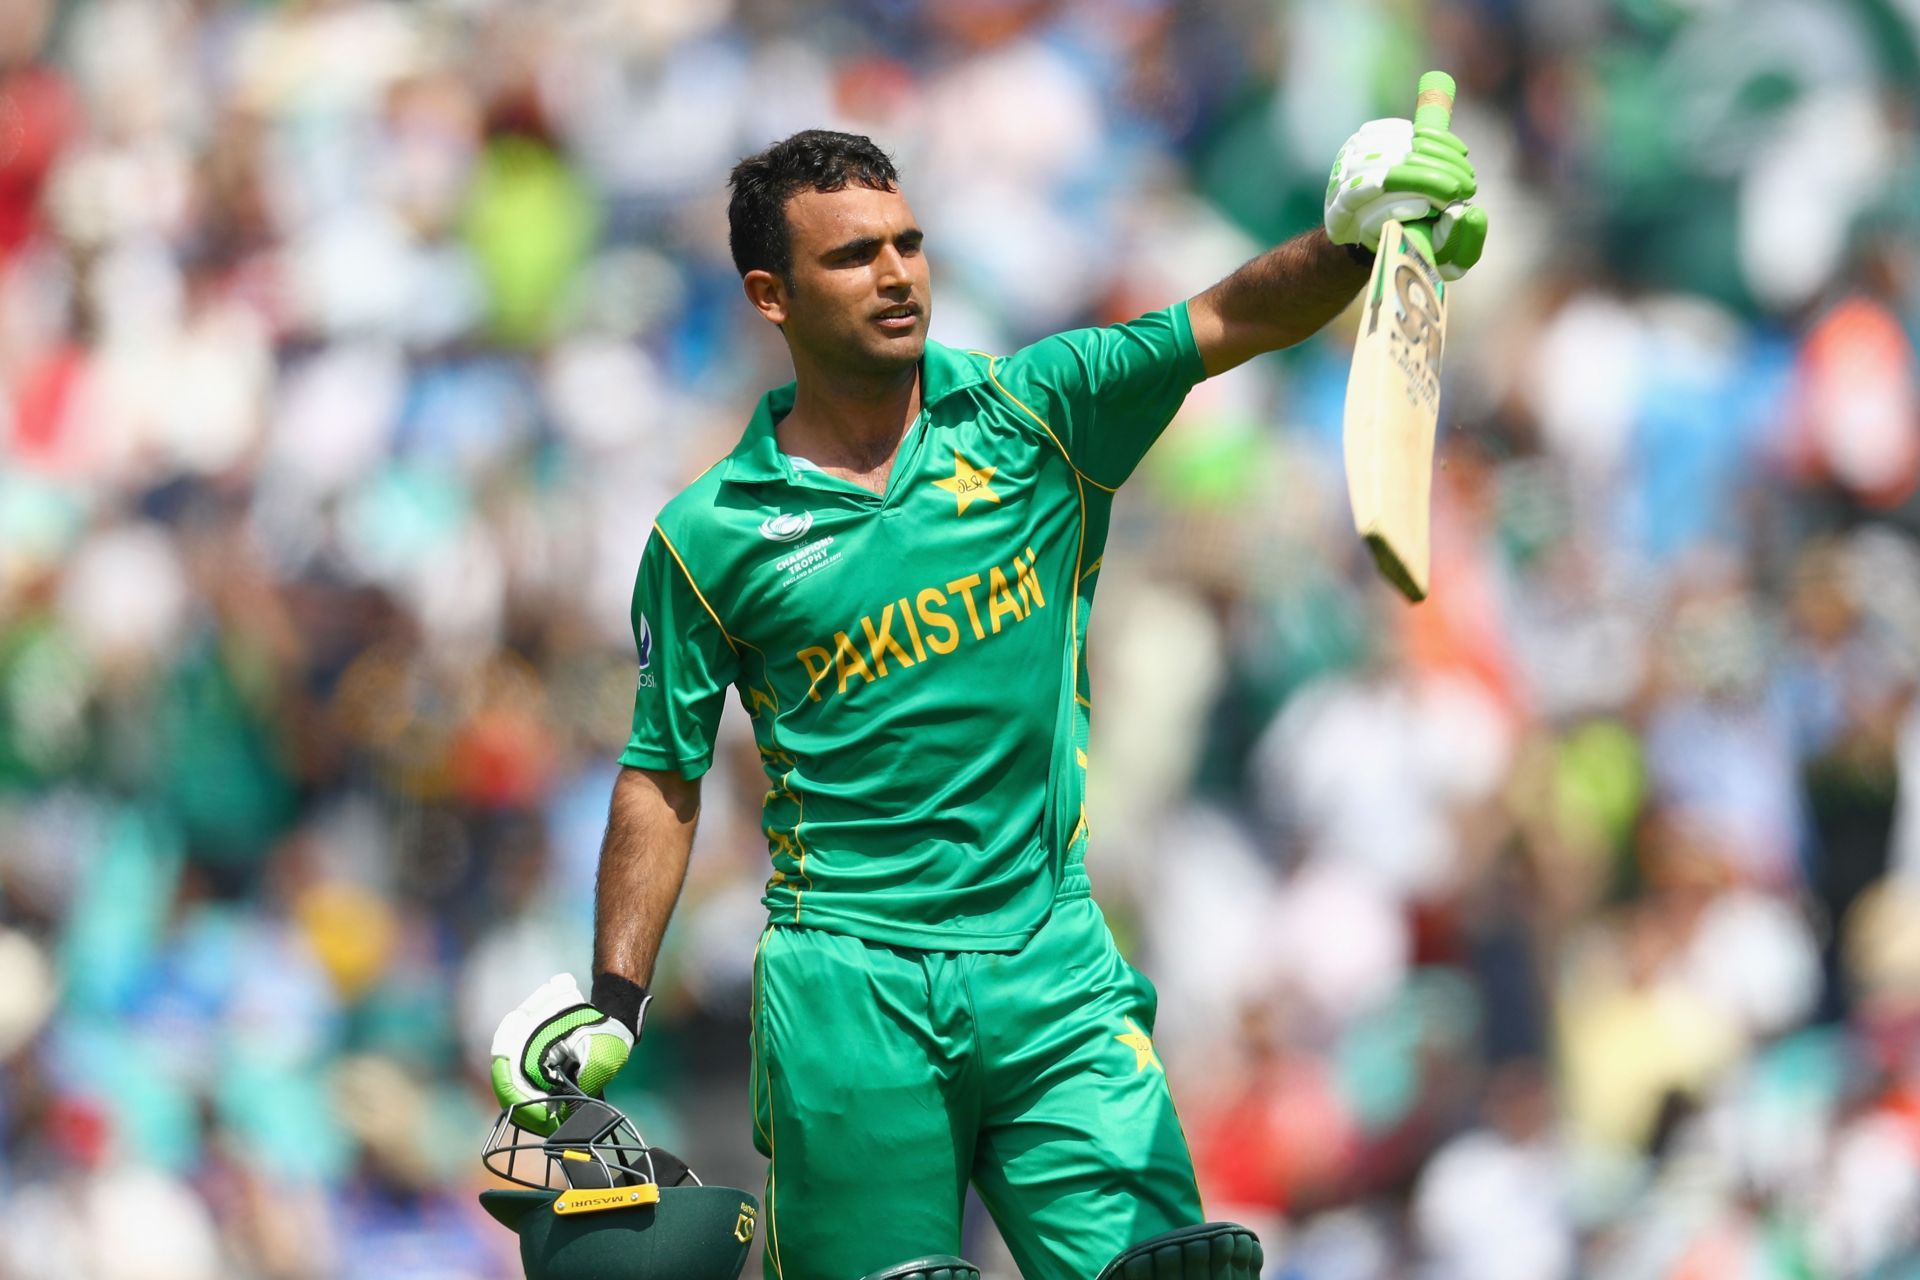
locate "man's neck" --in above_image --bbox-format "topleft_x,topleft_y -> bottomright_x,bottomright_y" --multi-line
777,358 -> 923,476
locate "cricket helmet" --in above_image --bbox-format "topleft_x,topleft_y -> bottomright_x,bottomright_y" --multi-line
480,1087 -> 759,1280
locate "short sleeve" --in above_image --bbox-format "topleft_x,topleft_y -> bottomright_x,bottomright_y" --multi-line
618,527 -> 738,780
989,302 -> 1207,489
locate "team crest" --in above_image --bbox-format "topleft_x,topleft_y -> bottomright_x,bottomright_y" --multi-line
760,512 -> 814,542
1116,1018 -> 1161,1073
933,451 -> 1001,515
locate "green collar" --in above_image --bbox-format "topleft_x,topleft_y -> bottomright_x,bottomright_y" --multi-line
720,339 -> 986,485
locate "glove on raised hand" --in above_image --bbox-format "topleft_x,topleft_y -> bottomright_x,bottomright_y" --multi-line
1428,200 -> 1489,282
1325,117 -> 1486,279
490,973 -> 639,1135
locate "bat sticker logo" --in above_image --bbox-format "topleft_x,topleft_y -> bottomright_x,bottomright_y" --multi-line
1392,263 -> 1444,371
1385,243 -> 1446,413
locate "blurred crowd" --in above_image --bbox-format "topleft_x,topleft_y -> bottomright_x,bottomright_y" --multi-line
3,0 -> 1920,1277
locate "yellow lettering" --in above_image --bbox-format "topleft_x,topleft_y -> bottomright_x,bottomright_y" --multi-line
946,574 -> 987,640
833,631 -> 875,693
861,604 -> 914,676
797,646 -> 832,702
917,588 -> 960,655
898,596 -> 927,663
987,566 -> 1025,633
1015,555 -> 1047,611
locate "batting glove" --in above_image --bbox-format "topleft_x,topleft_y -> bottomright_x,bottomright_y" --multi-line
1325,117 -> 1479,254
1430,200 -> 1489,281
490,973 -> 642,1135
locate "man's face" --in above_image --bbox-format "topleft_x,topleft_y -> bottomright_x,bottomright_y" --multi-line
750,184 -> 931,376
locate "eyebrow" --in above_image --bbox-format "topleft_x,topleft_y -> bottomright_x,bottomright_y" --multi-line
823,227 -> 925,259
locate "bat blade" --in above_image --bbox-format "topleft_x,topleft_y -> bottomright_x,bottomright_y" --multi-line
1342,217 -> 1449,602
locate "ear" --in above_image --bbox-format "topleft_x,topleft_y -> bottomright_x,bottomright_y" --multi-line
742,270 -> 789,327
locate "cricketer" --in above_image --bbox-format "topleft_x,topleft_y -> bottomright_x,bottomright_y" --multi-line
490,118 -> 1487,1280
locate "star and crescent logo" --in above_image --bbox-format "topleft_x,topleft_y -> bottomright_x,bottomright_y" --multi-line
933,451 -> 1001,515
1116,1017 -> 1161,1073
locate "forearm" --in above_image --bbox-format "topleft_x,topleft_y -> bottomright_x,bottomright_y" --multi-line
1188,228 -> 1372,377
592,765 -> 700,990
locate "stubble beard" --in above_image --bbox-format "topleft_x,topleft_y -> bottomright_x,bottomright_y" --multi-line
797,307 -> 929,383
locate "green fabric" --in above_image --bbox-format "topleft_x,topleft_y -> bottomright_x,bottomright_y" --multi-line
153,638 -> 295,868
623,307 -> 1206,950
749,885 -> 1203,1280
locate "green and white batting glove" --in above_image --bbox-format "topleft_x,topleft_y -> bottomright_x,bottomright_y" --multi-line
490,972 -> 644,1135
1325,117 -> 1485,277
1429,199 -> 1489,281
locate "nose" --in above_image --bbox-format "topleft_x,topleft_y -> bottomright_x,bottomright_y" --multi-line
876,244 -> 911,293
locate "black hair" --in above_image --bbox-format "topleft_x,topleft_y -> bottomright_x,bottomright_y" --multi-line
727,130 -> 900,282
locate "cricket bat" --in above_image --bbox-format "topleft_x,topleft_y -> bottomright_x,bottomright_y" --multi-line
1343,70 -> 1457,603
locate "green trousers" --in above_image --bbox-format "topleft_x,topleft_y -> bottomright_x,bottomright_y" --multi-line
748,878 -> 1204,1280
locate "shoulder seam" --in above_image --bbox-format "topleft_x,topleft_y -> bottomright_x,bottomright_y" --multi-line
653,523 -> 739,654
971,350 -> 1120,495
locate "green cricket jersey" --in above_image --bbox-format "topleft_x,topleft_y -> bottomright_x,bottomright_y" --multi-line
620,303 -> 1206,949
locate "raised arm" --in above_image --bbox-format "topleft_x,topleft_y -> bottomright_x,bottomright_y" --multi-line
1186,230 -> 1372,377
1187,107 -> 1488,378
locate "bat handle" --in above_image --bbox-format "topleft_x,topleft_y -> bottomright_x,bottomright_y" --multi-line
1403,70 -> 1458,258
1414,70 -> 1456,132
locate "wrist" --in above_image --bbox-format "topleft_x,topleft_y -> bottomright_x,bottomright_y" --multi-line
1342,240 -> 1376,270
591,972 -> 652,1037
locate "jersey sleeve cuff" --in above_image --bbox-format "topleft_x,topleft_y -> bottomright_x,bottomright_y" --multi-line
617,745 -> 714,780
1170,298 -> 1207,386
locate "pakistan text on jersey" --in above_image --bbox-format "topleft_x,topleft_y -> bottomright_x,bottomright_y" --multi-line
795,546 -> 1048,700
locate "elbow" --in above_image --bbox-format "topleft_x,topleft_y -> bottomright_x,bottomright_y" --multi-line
618,764 -> 702,824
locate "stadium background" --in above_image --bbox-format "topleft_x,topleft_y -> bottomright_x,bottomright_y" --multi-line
3,0 -> 1920,1276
